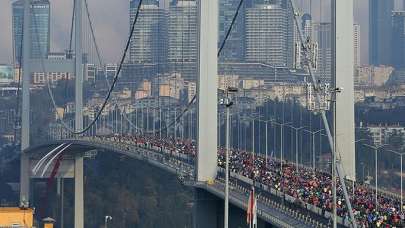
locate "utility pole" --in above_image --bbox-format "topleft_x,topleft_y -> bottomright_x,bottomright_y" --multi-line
220,87 -> 237,228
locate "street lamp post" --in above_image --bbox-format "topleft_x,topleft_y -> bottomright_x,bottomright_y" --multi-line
220,87 -> 238,228
387,149 -> 405,211
360,162 -> 365,182
271,120 -> 291,206
303,129 -> 324,170
355,139 -> 368,182
265,120 -> 268,169
363,143 -> 388,209
104,215 -> 112,228
288,125 -> 306,172
264,119 -> 275,169
276,121 -> 292,173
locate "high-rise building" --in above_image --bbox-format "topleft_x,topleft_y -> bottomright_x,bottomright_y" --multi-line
302,14 -> 313,40
245,4 -> 289,67
12,0 -> 50,65
85,64 -> 96,82
168,0 -> 197,63
105,64 -> 118,81
218,0 -> 246,61
167,0 -> 198,80
354,24 -> 361,69
312,22 -> 332,83
129,0 -> 167,64
159,0 -> 170,9
392,11 -> 405,69
369,0 -> 394,65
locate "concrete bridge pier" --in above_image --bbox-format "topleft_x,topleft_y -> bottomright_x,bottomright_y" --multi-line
20,153 -> 31,206
74,155 -> 84,228
24,150 -> 85,228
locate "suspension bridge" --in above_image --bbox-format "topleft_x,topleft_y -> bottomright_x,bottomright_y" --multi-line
14,0 -> 404,227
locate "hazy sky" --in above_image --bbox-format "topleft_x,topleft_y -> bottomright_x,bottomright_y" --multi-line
0,0 -> 392,65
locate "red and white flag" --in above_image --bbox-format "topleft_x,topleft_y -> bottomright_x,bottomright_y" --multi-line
253,195 -> 257,227
247,187 -> 257,227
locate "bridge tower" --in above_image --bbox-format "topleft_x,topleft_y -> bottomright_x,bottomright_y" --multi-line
332,0 -> 356,181
196,0 -> 218,183
20,0 -> 84,227
194,0 -> 220,227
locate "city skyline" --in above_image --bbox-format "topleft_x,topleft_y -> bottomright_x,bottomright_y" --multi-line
0,0 -> 392,66
1,1 -> 405,227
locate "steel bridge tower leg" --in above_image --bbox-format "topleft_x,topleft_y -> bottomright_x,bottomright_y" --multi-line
20,0 -> 32,206
74,0 -> 84,227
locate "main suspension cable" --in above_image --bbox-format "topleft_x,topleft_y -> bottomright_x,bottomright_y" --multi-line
39,0 -> 145,135
132,0 -> 246,135
46,0 -> 243,135
84,0 -> 103,67
68,0 -> 75,55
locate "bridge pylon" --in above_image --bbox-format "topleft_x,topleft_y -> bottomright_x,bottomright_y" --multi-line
20,0 -> 84,227
332,0 -> 356,181
194,0 -> 219,226
196,0 -> 218,183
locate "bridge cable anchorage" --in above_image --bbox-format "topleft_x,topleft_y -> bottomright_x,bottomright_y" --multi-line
123,0 -> 246,135
287,0 -> 357,226
35,0 -> 144,135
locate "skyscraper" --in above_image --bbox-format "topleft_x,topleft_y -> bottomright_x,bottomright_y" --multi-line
167,0 -> 198,81
218,0 -> 246,61
159,0 -> 170,9
129,0 -> 167,64
302,14 -> 313,40
168,0 -> 198,63
245,4 -> 289,67
392,11 -> 405,69
12,0 -> 50,65
312,22 -> 332,82
369,0 -> 394,65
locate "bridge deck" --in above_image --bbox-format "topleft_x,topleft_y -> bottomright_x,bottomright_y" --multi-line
26,138 -> 332,227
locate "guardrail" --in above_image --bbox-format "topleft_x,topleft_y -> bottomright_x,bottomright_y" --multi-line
61,137 -> 343,227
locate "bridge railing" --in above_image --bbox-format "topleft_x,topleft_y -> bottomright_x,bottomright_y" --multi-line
72,136 -> 338,227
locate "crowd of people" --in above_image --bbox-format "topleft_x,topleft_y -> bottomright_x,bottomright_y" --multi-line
94,134 -> 404,227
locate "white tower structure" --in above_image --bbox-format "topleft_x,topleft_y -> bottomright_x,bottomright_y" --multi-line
333,0 -> 356,181
196,0 -> 218,182
20,0 -> 84,227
